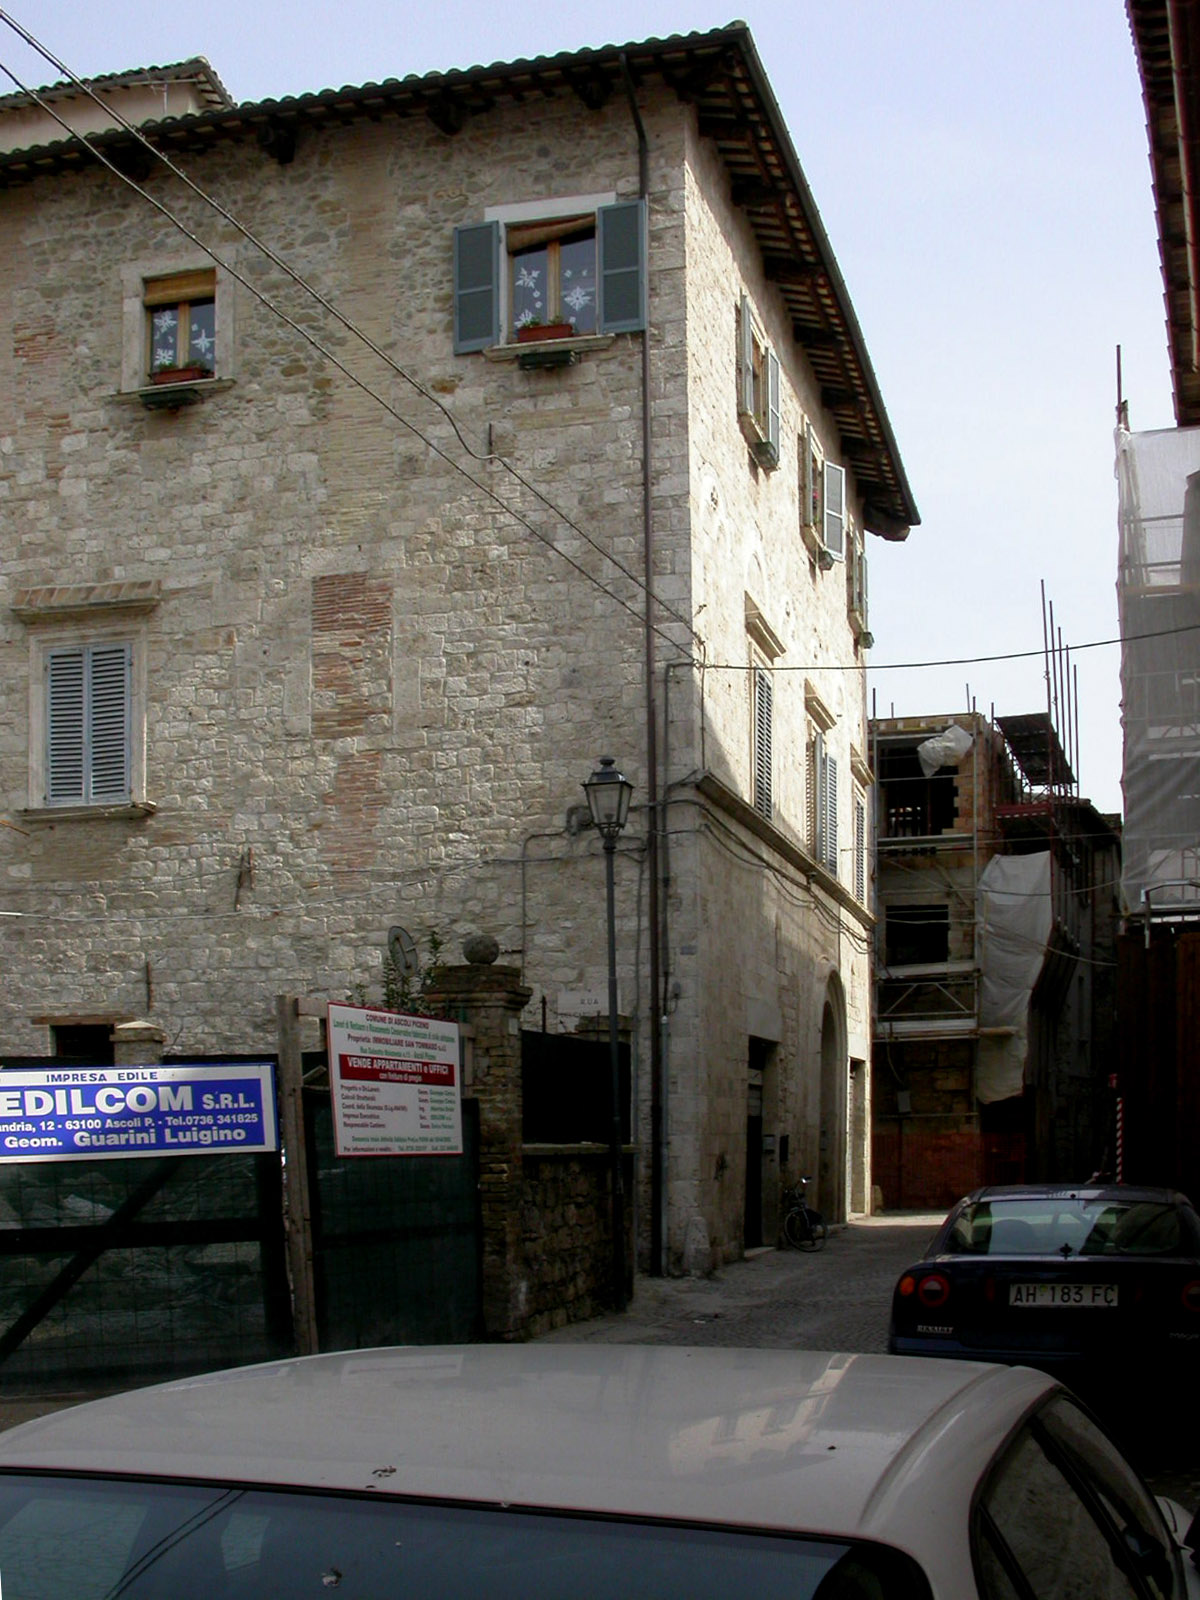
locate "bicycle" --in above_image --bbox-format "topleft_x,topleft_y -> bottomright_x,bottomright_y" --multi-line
782,1176 -> 828,1250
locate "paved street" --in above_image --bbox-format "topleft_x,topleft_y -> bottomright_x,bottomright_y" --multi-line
1,1210 -> 1196,1515
540,1212 -> 1200,1514
540,1211 -> 945,1350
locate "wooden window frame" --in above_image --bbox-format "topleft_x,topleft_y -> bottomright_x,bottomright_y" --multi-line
145,268 -> 217,379
25,617 -> 149,814
508,214 -> 597,333
455,196 -> 646,353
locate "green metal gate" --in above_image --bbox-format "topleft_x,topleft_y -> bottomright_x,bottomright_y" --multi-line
0,1146 -> 291,1388
303,1087 -> 482,1348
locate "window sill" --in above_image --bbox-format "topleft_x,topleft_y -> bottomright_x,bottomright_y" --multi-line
17,802 -> 157,824
484,333 -> 615,369
115,377 -> 233,411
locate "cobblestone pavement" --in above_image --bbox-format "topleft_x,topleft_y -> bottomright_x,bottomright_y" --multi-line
1,1212 -> 1196,1516
539,1211 -> 944,1350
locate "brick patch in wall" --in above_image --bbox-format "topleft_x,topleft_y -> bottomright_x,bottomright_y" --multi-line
320,748 -> 388,875
312,573 -> 393,739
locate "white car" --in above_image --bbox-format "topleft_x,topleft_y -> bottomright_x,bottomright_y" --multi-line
0,1345 -> 1194,1599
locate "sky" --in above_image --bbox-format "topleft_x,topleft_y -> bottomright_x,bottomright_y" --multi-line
0,1 -> 1174,813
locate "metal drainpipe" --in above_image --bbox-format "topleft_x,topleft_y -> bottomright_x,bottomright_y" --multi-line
620,54 -> 665,1276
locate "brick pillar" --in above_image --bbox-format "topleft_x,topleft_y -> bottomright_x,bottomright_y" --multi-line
110,1020 -> 165,1067
424,963 -> 532,1339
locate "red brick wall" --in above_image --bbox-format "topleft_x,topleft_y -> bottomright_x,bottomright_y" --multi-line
873,1120 -> 983,1210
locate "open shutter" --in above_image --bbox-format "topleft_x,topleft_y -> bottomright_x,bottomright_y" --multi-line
753,667 -> 773,819
854,796 -> 867,903
764,350 -> 781,467
824,461 -> 845,559
597,200 -> 646,333
46,648 -> 85,802
738,293 -> 756,417
89,644 -> 131,801
453,222 -> 499,353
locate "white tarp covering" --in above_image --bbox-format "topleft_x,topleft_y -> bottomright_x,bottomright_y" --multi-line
916,722 -> 974,779
976,852 -> 1052,1104
1115,426 -> 1200,914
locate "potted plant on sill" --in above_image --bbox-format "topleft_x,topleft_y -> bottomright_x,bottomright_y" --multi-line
515,318 -> 575,344
149,363 -> 214,386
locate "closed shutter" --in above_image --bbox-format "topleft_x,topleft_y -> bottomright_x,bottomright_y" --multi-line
753,667 -> 773,819
46,649 -> 85,802
824,754 -> 839,875
89,644 -> 131,800
824,461 -> 845,559
453,222 -> 499,353
45,643 -> 130,804
808,731 -> 822,856
597,200 -> 646,334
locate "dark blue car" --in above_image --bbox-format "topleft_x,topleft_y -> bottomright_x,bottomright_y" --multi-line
888,1183 -> 1200,1400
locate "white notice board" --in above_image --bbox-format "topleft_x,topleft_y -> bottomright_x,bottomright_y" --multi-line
327,1004 -> 463,1156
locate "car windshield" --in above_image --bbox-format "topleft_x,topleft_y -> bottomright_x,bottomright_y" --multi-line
0,1474 -> 933,1600
945,1198 -> 1186,1257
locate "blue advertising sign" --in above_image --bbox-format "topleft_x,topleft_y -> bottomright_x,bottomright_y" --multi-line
0,1063 -> 278,1162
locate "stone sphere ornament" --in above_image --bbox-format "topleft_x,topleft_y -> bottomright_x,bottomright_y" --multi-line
462,933 -> 500,966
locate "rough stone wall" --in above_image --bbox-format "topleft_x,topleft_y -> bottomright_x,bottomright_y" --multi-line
519,1149 -> 626,1334
0,76 -> 883,1278
652,115 -> 875,1264
0,94 -> 682,1048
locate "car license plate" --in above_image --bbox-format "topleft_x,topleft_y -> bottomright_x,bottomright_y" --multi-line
1010,1282 -> 1118,1308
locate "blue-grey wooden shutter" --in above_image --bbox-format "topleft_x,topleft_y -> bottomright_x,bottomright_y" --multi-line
738,293 -> 755,417
854,796 -> 866,903
89,643 -> 131,801
453,222 -> 499,353
824,461 -> 846,559
46,647 -> 85,802
46,643 -> 130,804
598,200 -> 646,334
808,730 -> 823,857
763,349 -> 781,467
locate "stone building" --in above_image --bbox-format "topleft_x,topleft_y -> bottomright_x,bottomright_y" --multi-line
0,25 -> 917,1283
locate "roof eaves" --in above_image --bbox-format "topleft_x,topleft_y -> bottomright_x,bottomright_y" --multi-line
0,25 -> 917,530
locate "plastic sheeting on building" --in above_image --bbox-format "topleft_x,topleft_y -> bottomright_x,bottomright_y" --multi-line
976,852 -> 1052,1104
916,722 -> 974,779
1116,425 -> 1200,916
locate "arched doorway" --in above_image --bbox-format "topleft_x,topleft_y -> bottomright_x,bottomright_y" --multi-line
818,975 -> 848,1222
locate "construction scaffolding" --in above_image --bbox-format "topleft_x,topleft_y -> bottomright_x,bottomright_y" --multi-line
1116,424 -> 1200,921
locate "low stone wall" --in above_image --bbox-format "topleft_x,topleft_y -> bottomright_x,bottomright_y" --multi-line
519,1146 -> 632,1336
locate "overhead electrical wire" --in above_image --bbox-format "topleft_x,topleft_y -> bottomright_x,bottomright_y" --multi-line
701,618 -> 1200,675
0,13 -> 701,661
4,15 -> 1189,687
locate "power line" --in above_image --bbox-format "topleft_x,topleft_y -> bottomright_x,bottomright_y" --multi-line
0,14 -> 700,660
699,618 -> 1200,674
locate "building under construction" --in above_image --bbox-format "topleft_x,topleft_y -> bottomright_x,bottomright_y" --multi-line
870,695 -> 1121,1210
1114,423 -> 1200,1196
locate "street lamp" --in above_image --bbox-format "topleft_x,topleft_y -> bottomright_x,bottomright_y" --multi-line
583,756 -> 634,1311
